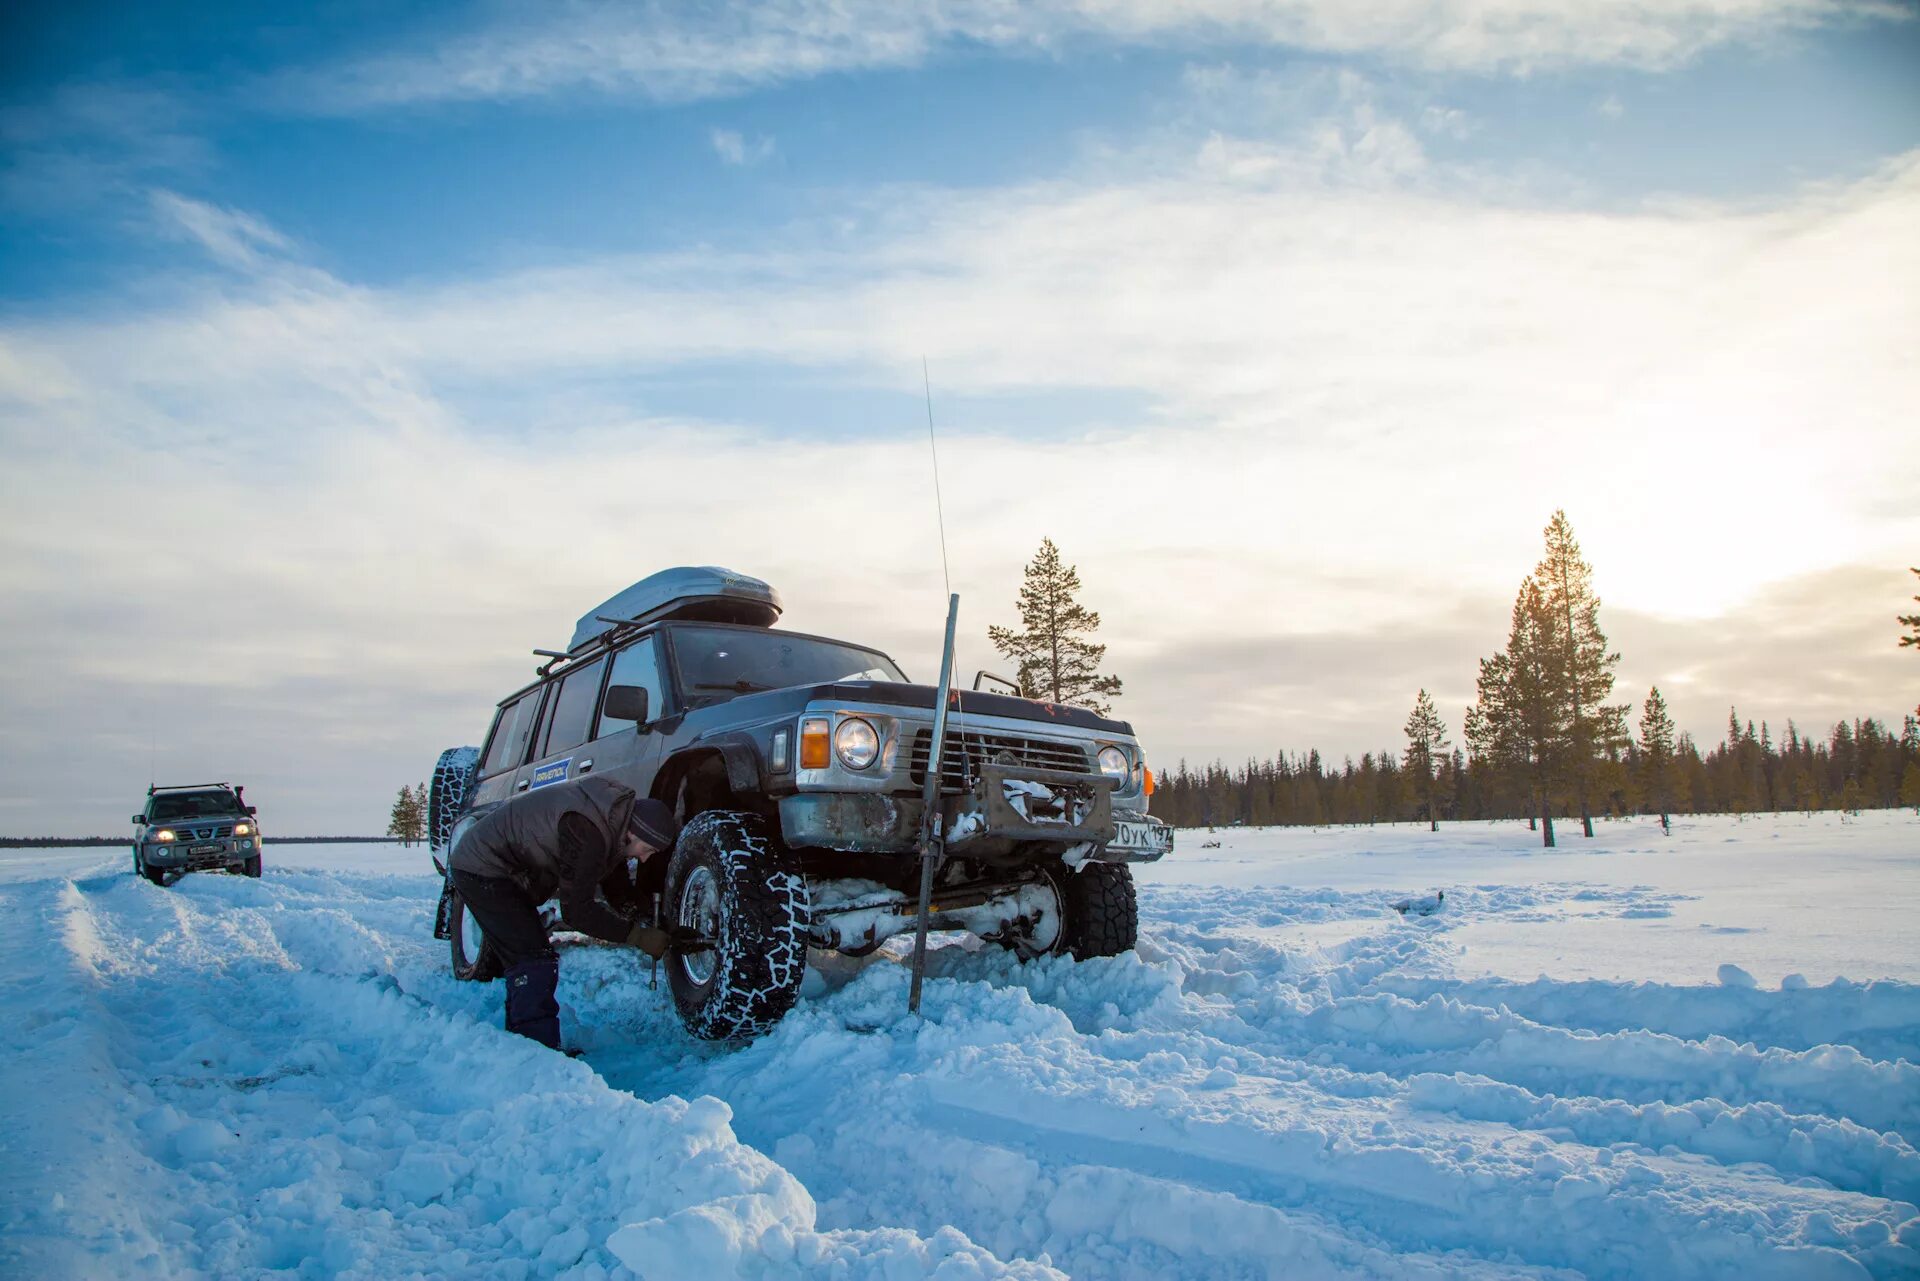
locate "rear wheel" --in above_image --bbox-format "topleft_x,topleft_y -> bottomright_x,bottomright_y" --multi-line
449,892 -> 502,982
664,811 -> 810,1041
1056,861 -> 1138,959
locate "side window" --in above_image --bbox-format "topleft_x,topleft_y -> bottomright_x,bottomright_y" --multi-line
480,692 -> 542,777
596,634 -> 665,740
541,657 -> 608,758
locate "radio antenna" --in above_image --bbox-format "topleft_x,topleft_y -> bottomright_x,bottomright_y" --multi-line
923,357 -> 952,598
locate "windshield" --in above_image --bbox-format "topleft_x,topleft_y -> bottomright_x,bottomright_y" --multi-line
671,626 -> 905,707
150,791 -> 244,821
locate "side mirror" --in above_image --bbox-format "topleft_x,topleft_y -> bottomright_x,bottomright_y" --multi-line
245,806 -> 258,816
132,815 -> 147,825
602,684 -> 650,724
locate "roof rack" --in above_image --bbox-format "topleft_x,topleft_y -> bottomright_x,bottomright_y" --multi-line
148,782 -> 235,796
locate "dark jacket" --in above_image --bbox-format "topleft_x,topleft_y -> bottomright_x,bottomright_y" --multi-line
450,776 -> 637,944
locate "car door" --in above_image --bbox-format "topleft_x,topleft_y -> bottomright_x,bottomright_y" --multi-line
472,686 -> 548,811
519,655 -> 609,793
578,632 -> 670,792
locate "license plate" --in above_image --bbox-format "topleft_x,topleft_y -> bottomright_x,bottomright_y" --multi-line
1108,819 -> 1170,854
190,843 -> 221,855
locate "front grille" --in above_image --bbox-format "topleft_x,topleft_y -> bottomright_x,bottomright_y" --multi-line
169,823 -> 234,841
908,727 -> 1093,790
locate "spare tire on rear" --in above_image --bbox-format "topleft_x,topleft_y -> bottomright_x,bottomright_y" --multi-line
664,811 -> 810,1040
429,746 -> 480,859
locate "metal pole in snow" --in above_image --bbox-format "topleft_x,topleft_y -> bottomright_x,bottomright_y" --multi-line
908,593 -> 960,1015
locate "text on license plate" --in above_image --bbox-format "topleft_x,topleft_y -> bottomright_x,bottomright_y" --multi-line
1109,820 -> 1167,851
190,843 -> 221,855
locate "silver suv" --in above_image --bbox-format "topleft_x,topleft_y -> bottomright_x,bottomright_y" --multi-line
132,784 -> 262,884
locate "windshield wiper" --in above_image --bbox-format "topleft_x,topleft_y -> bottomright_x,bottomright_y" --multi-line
692,679 -> 774,694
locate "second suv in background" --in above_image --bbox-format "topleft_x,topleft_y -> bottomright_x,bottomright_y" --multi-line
132,783 -> 262,884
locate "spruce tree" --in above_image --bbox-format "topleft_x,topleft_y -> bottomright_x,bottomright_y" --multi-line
1468,576 -> 1569,847
987,537 -> 1123,713
1533,511 -> 1626,838
1403,689 -> 1450,831
1900,567 -> 1920,649
387,787 -> 413,845
1638,686 -> 1677,834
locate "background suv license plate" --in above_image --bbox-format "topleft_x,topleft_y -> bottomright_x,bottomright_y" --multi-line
190,843 -> 221,855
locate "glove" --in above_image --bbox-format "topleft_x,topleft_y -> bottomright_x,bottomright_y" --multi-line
626,924 -> 670,959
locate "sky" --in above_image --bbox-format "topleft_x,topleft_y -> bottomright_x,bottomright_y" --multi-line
2,1 -> 1917,835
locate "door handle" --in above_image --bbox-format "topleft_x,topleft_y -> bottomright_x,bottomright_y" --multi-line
578,759 -> 594,773
516,779 -> 530,791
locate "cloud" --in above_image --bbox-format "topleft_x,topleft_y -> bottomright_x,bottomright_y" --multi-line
0,82 -> 207,215
270,0 -> 1912,113
148,191 -> 295,272
2,131 -> 1916,832
710,127 -> 776,166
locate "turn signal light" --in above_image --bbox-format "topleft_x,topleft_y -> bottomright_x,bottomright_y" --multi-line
799,717 -> 831,770
1144,766 -> 1155,797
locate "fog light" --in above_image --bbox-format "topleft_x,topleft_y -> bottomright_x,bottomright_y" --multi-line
833,718 -> 880,770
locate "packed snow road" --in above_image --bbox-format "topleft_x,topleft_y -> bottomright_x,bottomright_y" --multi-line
2,814 -> 1916,1280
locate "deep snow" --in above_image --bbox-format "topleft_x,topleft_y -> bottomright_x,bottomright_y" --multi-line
2,812 -> 1916,1280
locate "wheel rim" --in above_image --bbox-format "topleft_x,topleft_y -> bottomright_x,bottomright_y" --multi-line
677,865 -> 720,986
459,903 -> 485,968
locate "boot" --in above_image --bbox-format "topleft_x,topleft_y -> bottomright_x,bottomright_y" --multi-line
503,958 -> 561,1049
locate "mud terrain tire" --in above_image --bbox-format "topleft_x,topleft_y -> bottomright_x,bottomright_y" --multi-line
448,891 -> 503,982
429,747 -> 481,859
664,811 -> 809,1041
1058,862 -> 1138,959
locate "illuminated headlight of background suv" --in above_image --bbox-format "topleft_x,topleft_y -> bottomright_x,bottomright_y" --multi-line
154,829 -> 176,842
1097,746 -> 1130,781
833,717 -> 881,770
234,823 -> 252,837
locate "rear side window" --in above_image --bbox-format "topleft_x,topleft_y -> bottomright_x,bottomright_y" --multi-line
595,635 -> 664,740
481,692 -> 543,777
541,657 -> 607,758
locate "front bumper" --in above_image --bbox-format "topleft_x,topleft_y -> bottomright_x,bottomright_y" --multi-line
780,766 -> 1171,863
144,838 -> 256,871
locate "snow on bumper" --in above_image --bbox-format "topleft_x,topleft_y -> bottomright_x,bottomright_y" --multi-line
780,779 -> 1171,862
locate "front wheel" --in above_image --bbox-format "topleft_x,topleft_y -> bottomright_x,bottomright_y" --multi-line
448,891 -> 503,982
139,851 -> 169,887
239,853 -> 262,878
664,811 -> 810,1041
1056,861 -> 1138,959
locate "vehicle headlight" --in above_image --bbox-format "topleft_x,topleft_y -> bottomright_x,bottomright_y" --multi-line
234,823 -> 251,837
833,718 -> 881,770
1097,747 -> 1130,780
155,829 -> 176,843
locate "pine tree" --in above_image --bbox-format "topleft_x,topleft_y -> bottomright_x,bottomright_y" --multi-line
1638,686 -> 1677,834
387,787 -> 413,845
387,783 -> 427,846
987,537 -> 1124,713
1533,511 -> 1626,838
1900,567 -> 1920,649
1403,689 -> 1450,831
1468,576 -> 1569,847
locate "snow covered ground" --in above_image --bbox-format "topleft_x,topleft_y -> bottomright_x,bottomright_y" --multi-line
2,812 -> 1916,1280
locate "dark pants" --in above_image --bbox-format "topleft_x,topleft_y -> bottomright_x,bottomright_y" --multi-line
451,869 -> 561,1048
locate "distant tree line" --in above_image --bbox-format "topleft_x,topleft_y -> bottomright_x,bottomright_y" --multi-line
1154,710 -> 1920,831
1157,515 -> 1920,835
